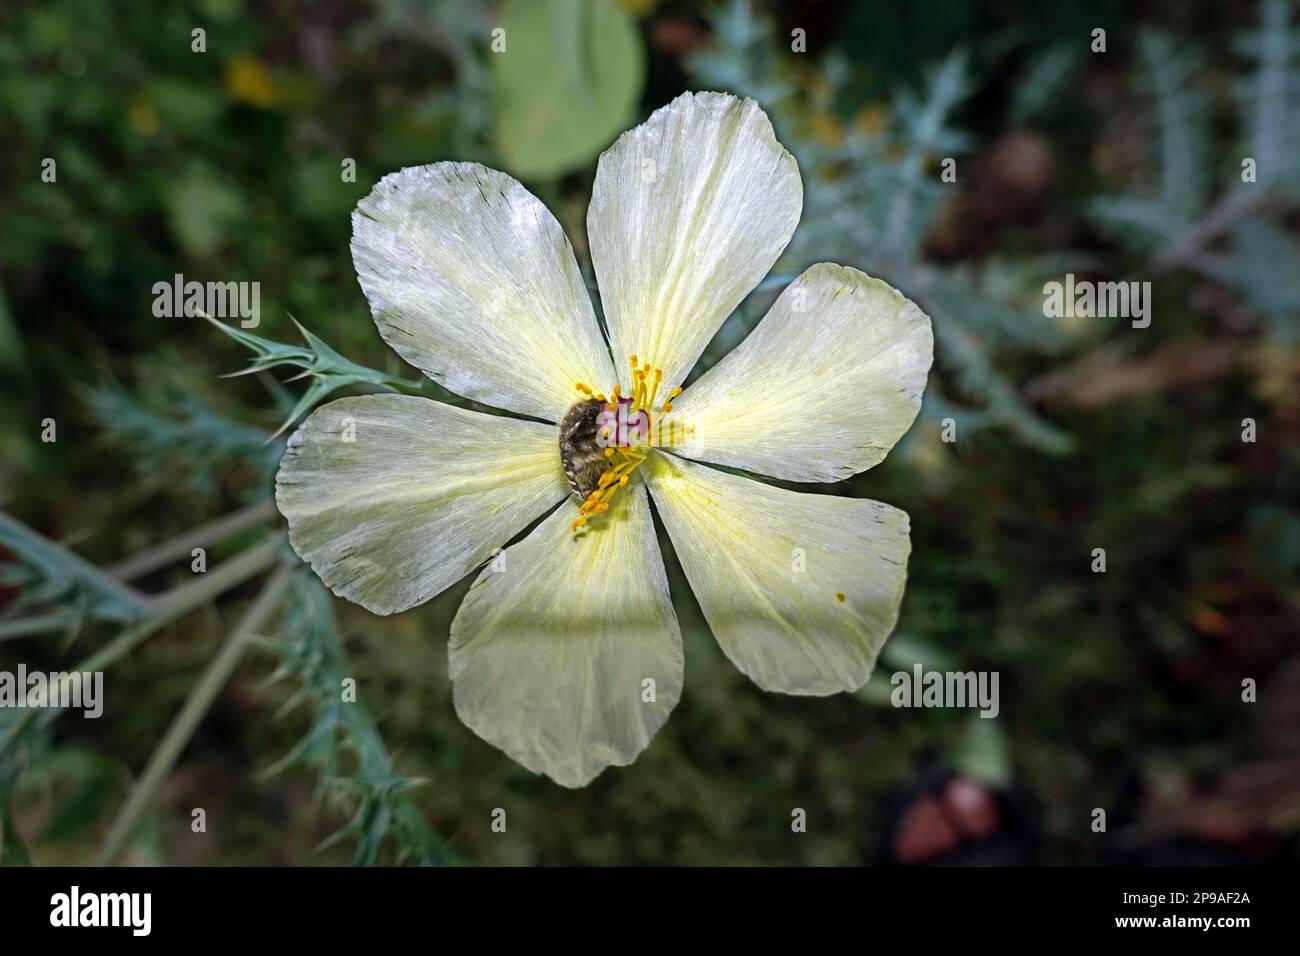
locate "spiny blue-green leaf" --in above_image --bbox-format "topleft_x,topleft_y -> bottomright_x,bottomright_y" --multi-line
259,572 -> 456,865
205,315 -> 430,438
0,511 -> 153,627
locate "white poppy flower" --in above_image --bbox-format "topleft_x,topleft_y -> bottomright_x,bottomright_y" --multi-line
276,92 -> 933,788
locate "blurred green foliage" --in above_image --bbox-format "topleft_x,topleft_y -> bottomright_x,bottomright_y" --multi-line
493,0 -> 644,177
1,0 -> 1298,865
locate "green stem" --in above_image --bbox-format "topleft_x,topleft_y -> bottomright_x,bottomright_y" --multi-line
0,611 -> 80,641
79,537 -> 282,674
95,564 -> 294,866
107,499 -> 280,582
0,537 -> 284,761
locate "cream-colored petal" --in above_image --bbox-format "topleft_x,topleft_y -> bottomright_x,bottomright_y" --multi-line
352,162 -> 613,422
644,453 -> 910,695
670,263 -> 933,482
276,395 -> 567,616
588,91 -> 802,395
449,481 -> 682,788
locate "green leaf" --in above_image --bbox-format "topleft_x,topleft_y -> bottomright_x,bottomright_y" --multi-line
953,715 -> 1011,788
0,511 -> 153,626
492,0 -> 644,179
881,631 -> 961,674
164,165 -> 246,259
31,748 -> 123,844
146,79 -> 225,137
84,382 -> 282,496
262,573 -> 457,866
206,316 -> 429,438
1010,43 -> 1082,124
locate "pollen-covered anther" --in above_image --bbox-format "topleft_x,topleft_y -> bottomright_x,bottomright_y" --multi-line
628,355 -> 664,411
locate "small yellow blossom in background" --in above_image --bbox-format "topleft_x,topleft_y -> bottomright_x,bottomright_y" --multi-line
855,103 -> 889,141
618,0 -> 660,17
128,96 -> 159,135
806,110 -> 845,145
1186,599 -> 1232,637
1245,341 -> 1300,409
223,56 -> 279,108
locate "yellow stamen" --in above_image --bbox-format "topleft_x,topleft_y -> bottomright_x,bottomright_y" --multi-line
643,367 -> 663,409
